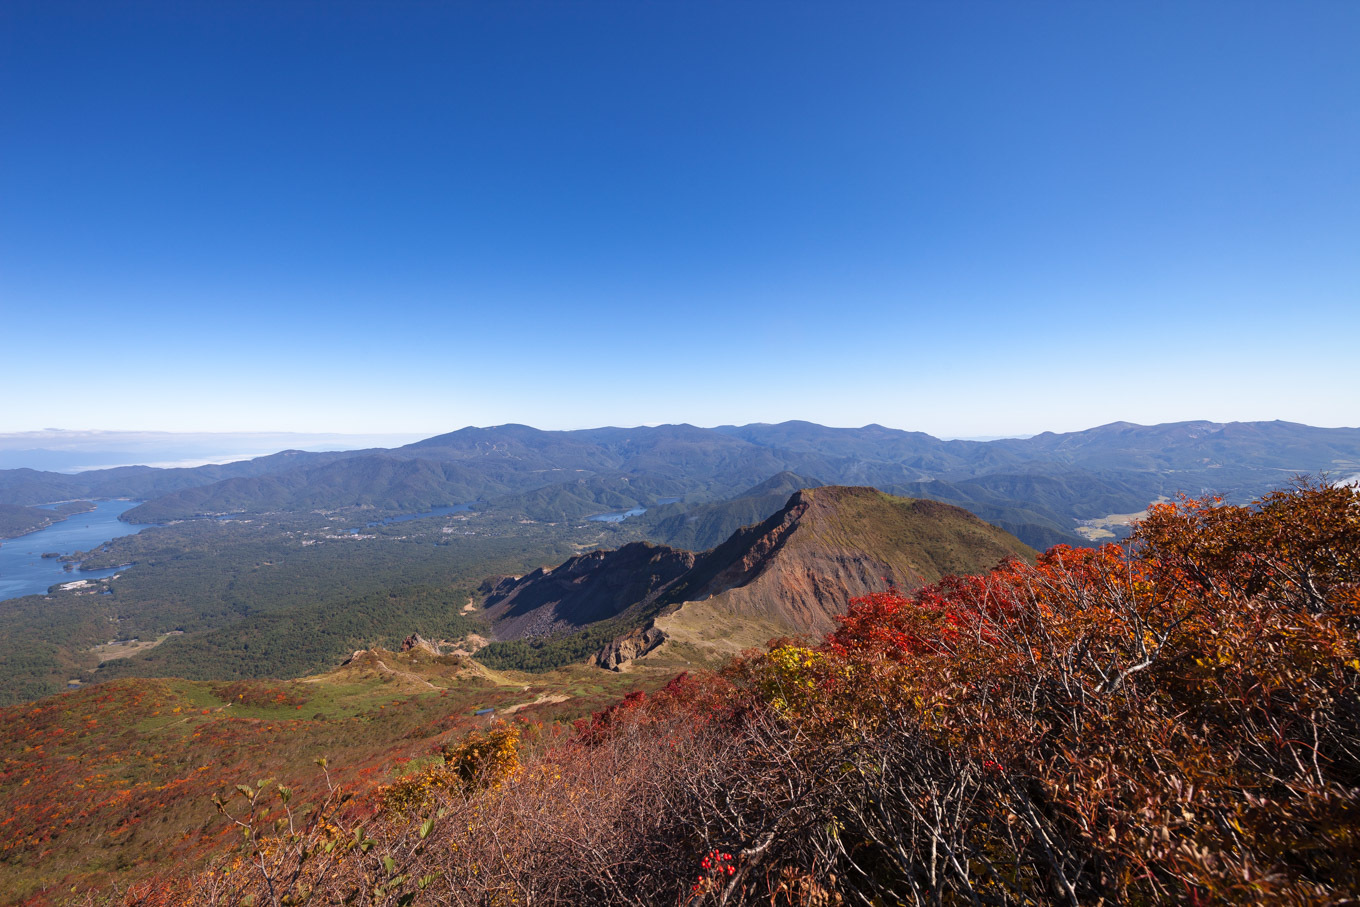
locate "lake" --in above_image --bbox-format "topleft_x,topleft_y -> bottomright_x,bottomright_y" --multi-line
0,500 -> 148,602
586,498 -> 682,522
346,503 -> 474,533
587,507 -> 647,523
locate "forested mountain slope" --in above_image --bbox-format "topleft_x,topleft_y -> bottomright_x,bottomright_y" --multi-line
3,420 -> 1352,552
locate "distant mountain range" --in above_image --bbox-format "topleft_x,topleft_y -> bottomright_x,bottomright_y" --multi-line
1,419 -> 1357,551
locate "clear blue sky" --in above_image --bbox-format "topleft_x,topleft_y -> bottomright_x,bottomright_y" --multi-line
3,1 -> 1357,437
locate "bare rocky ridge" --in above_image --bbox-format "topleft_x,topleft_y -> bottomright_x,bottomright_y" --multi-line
479,486 -> 1035,670
648,488 -> 1033,664
675,488 -> 1032,634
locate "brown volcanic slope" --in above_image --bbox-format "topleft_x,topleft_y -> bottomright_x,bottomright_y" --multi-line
650,486 -> 1035,660
479,486 -> 1034,667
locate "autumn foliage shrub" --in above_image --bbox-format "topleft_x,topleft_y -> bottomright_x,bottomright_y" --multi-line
378,725 -> 523,815
736,477 -> 1360,904
147,479 -> 1359,906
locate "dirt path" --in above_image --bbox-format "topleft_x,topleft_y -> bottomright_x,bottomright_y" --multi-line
503,693 -> 569,714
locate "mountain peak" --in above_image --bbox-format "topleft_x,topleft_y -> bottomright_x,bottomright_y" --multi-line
474,486 -> 1034,671
645,486 -> 1032,663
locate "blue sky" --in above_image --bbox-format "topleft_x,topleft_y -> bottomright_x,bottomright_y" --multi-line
2,1 -> 1357,437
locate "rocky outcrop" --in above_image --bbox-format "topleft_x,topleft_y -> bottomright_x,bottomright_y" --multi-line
400,633 -> 441,656
478,575 -> 519,596
595,625 -> 667,671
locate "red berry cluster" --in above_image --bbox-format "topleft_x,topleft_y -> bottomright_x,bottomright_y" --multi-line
691,849 -> 736,894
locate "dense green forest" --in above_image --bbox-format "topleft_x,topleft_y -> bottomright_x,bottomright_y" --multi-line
0,509 -> 636,704
474,618 -> 634,673
94,584 -> 486,682
0,500 -> 93,539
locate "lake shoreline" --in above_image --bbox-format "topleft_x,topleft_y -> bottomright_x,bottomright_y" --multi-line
0,500 -> 148,603
0,499 -> 123,543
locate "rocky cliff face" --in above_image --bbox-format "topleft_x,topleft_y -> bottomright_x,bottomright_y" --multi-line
595,625 -> 667,671
400,633 -> 441,657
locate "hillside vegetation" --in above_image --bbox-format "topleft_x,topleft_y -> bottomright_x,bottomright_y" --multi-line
0,512 -> 629,705
0,652 -> 663,904
144,478 -> 1358,907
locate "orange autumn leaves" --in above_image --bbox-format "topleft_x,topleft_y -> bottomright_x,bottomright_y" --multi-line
736,477 -> 1360,903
